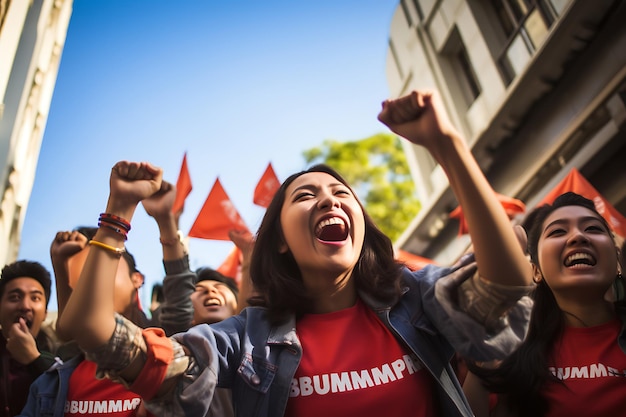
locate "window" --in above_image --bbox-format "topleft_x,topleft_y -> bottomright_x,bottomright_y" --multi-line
456,46 -> 481,104
441,27 -> 482,108
491,0 -> 567,84
411,0 -> 424,21
401,0 -> 414,27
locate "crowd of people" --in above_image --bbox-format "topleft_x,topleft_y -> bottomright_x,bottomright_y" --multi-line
0,89 -> 623,417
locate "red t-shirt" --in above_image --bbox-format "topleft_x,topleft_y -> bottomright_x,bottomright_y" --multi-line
543,318 -> 626,417
65,360 -> 153,416
285,299 -> 440,417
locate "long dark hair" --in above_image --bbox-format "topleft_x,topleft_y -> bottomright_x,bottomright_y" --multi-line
249,164 -> 403,324
470,192 -> 616,416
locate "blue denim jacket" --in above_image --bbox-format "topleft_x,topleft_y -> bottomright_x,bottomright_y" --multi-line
147,258 -> 532,417
18,355 -> 82,417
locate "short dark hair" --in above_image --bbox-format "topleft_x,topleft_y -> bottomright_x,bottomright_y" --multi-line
121,251 -> 141,275
195,267 -> 239,300
74,226 -> 141,275
0,260 -> 52,308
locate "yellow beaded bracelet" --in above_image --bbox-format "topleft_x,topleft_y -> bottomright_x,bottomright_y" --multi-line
88,240 -> 126,256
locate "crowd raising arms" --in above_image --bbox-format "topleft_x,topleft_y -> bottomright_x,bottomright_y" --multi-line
57,90 -> 533,417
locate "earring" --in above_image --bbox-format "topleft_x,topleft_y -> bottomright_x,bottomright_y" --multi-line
532,276 -> 542,284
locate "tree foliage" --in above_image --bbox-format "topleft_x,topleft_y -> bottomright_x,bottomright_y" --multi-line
303,133 -> 420,242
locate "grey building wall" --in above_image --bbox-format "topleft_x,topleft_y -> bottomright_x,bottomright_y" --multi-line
386,0 -> 626,264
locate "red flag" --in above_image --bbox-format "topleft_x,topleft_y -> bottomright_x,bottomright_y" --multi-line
395,249 -> 437,271
450,193 -> 526,235
188,178 -> 248,241
217,246 -> 243,284
538,168 -> 626,238
172,153 -> 193,214
253,162 -> 280,208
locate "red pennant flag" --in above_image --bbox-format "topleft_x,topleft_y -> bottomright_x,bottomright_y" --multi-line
188,178 -> 249,241
253,162 -> 280,208
395,249 -> 437,271
538,168 -> 626,238
172,153 -> 193,214
450,193 -> 526,235
217,246 -> 243,284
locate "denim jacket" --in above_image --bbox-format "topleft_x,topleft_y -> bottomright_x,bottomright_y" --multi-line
18,355 -> 82,417
141,256 -> 532,417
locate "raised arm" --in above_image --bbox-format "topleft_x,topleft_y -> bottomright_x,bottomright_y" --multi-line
57,161 -> 163,350
142,180 -> 195,335
142,180 -> 185,262
378,90 -> 531,287
49,230 -> 89,341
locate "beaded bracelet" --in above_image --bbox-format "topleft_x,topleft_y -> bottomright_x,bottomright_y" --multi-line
99,213 -> 131,232
98,221 -> 128,240
88,240 -> 126,256
99,217 -> 130,232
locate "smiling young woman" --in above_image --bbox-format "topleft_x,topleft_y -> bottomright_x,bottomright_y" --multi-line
465,192 -> 625,417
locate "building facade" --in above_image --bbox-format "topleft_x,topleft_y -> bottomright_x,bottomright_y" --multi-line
386,0 -> 626,264
0,0 -> 72,266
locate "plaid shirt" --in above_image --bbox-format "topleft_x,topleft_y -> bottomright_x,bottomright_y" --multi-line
86,314 -> 190,390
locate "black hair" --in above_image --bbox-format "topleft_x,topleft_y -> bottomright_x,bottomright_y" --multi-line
0,260 -> 52,308
249,164 -> 403,324
195,267 -> 239,300
524,192 -> 612,266
470,192 -> 617,416
74,226 -> 140,274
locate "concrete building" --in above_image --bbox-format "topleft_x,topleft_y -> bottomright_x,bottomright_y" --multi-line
386,0 -> 626,264
0,0 -> 72,266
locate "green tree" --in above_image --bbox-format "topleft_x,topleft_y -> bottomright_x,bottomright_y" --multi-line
303,133 -> 420,242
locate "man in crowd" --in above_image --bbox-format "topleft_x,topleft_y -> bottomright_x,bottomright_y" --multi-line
0,260 -> 58,417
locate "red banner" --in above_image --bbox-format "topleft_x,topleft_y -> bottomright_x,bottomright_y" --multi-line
253,162 -> 280,208
172,153 -> 192,214
395,249 -> 436,271
188,178 -> 248,241
449,193 -> 526,235
217,246 -> 243,284
538,168 -> 626,238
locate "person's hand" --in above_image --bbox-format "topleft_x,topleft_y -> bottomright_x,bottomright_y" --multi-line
228,229 -> 255,260
229,229 -> 256,313
50,230 -> 89,265
50,230 -> 89,289
109,161 -> 163,208
377,90 -> 460,151
142,180 -> 178,222
6,318 -> 40,364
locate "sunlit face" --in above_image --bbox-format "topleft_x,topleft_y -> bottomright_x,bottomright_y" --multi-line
191,280 -> 237,325
279,172 -> 365,286
0,278 -> 47,339
536,206 -> 618,298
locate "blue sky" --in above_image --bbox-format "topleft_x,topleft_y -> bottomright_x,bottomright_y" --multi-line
18,0 -> 399,312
